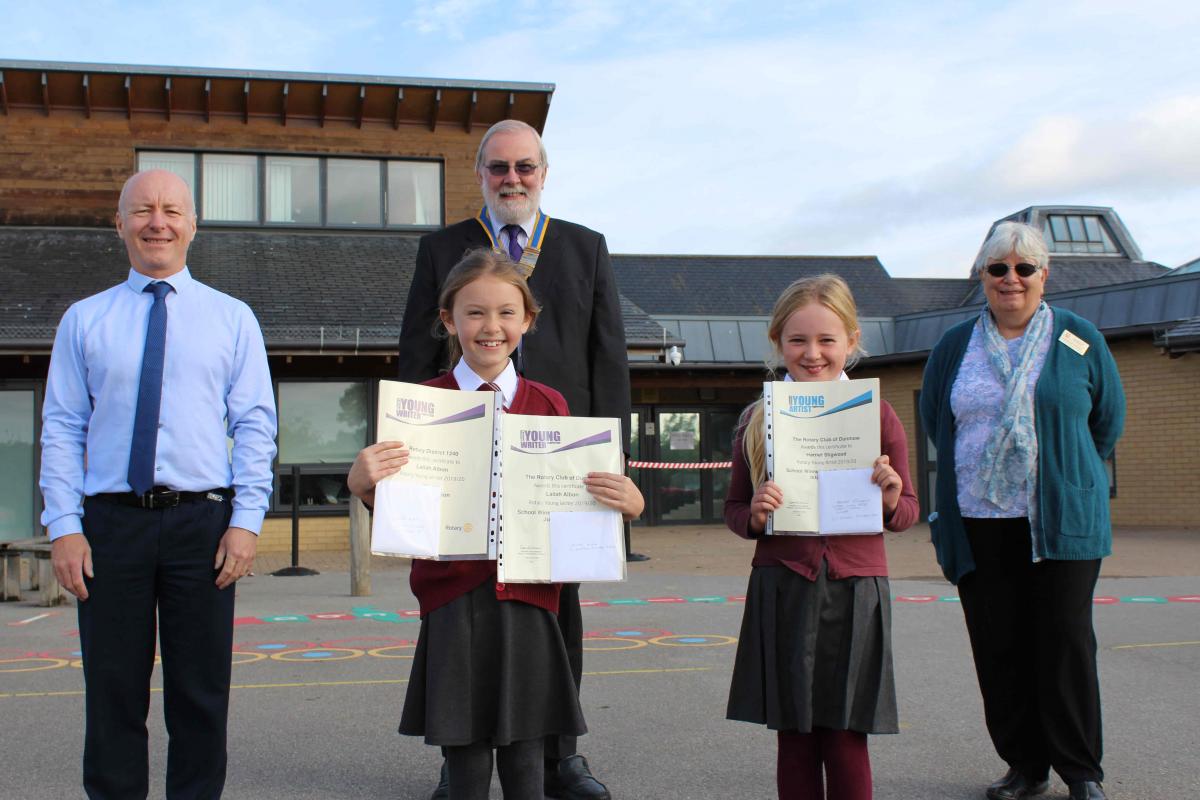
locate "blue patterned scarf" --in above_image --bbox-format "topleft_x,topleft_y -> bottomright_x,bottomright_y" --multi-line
971,302 -> 1051,506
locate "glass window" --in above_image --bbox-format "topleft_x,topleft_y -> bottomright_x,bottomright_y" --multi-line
276,469 -> 352,508
0,390 -> 37,542
137,152 -> 196,200
387,161 -> 442,226
710,321 -> 744,362
265,156 -> 320,225
1049,215 -> 1070,244
656,411 -> 702,522
327,159 -> 382,226
1045,214 -> 1120,254
277,382 -> 369,464
679,320 -> 714,361
202,154 -> 258,222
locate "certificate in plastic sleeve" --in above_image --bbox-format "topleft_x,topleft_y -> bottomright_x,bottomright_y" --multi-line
370,380 -> 501,560
763,378 -> 881,535
497,415 -> 626,583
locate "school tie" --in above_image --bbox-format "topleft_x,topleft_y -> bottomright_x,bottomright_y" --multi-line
128,281 -> 172,496
478,381 -> 506,408
501,224 -> 524,264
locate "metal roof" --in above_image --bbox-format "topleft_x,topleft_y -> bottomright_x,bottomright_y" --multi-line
894,270 -> 1200,355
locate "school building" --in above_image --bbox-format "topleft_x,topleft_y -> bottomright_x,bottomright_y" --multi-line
1,59 -> 1196,552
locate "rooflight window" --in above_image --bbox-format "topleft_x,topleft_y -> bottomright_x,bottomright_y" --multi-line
1042,214 -> 1120,254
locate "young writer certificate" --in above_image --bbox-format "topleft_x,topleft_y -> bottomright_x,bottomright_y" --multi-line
370,380 -> 500,559
764,378 -> 882,535
497,415 -> 626,583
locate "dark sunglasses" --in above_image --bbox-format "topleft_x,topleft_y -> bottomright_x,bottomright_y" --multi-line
484,161 -> 541,177
985,262 -> 1040,278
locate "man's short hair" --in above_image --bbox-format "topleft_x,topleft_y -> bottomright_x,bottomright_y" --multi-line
475,120 -> 549,172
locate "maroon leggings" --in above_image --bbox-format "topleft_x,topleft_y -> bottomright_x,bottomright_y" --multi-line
777,729 -> 871,800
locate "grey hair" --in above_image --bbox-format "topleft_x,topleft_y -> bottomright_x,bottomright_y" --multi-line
475,120 -> 548,172
972,221 -> 1049,278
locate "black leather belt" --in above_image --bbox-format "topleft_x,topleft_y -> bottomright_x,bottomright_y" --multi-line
95,487 -> 232,510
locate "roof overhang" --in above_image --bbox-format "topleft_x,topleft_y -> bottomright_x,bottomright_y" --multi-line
0,59 -> 555,132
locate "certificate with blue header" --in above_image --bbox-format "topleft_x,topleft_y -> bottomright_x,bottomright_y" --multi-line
370,380 -> 502,560
763,378 -> 881,535
497,414 -> 626,583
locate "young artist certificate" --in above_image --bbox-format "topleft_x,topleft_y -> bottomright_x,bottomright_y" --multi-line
763,378 -> 882,535
370,380 -> 501,560
498,415 -> 626,583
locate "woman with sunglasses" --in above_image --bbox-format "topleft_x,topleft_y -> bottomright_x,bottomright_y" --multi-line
920,221 -> 1125,800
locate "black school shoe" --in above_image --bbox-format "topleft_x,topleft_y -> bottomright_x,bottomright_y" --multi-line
986,767 -> 1051,800
545,755 -> 612,800
1068,781 -> 1107,800
428,760 -> 449,800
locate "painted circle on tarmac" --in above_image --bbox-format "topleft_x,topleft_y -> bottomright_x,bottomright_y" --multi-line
367,644 -> 418,659
586,628 -> 671,639
35,648 -> 84,659
326,636 -> 413,648
235,640 -> 317,652
582,637 -> 649,652
0,657 -> 70,673
230,651 -> 269,665
649,634 -> 738,648
270,647 -> 363,662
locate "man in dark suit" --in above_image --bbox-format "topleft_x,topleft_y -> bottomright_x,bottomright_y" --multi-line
398,119 -> 629,800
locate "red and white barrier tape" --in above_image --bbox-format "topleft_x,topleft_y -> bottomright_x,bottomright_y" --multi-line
627,460 -> 733,469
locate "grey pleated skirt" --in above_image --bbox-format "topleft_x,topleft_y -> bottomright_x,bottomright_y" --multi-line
726,563 -> 898,734
399,581 -> 587,747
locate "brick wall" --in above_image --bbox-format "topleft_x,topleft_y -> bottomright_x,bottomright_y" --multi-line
259,515 -> 351,553
1105,340 -> 1199,527
858,340 -> 1199,530
0,109 -> 487,226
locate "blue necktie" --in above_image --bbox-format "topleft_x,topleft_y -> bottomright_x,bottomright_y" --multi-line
500,225 -> 527,373
501,224 -> 524,264
128,281 -> 171,495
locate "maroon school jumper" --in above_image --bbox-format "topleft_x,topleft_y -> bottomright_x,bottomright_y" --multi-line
724,399 -> 919,577
408,372 -> 570,617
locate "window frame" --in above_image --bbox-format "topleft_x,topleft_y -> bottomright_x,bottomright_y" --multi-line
136,148 -> 444,231
270,378 -> 376,516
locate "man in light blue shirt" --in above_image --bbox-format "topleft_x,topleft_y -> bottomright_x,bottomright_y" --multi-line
40,169 -> 277,799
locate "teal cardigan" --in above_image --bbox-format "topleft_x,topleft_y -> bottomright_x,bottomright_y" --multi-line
919,307 -> 1125,584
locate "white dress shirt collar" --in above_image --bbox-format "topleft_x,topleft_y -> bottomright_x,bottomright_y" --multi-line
485,207 -> 536,245
452,358 -> 519,407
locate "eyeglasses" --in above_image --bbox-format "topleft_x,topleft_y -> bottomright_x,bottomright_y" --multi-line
483,161 -> 541,177
985,262 -> 1040,278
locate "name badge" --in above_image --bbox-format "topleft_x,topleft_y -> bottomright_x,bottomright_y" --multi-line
1058,329 -> 1090,356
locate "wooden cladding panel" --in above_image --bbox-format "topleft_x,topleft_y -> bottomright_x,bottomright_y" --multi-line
0,111 -> 488,225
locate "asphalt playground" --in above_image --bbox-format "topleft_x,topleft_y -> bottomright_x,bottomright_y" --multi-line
2,525 -> 1197,799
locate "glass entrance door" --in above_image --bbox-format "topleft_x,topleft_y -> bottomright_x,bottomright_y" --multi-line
630,405 -> 742,525
655,410 -> 703,523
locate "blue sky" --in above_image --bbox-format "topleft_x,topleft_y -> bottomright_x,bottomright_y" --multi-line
5,0 -> 1200,276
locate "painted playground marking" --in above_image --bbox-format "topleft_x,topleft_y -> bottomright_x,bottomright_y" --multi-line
218,593 -> 1195,628
0,666 -> 715,699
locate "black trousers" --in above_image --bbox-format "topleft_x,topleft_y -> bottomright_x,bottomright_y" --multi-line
545,582 -> 583,761
958,517 -> 1104,785
78,493 -> 236,800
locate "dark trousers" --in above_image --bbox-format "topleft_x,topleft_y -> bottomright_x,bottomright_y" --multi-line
78,494 -> 236,800
545,582 -> 583,761
958,517 -> 1104,784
